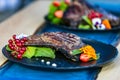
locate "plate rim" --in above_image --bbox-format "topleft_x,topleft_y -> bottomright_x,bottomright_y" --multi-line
45,20 -> 120,32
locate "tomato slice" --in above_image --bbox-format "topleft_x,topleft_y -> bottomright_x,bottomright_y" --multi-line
79,54 -> 90,62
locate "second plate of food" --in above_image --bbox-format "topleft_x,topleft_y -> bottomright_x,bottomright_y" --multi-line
45,0 -> 120,31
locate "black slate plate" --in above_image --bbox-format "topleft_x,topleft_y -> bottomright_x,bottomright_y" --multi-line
2,38 -> 118,70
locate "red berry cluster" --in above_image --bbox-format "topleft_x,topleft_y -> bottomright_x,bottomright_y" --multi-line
88,10 -> 103,20
8,35 -> 27,59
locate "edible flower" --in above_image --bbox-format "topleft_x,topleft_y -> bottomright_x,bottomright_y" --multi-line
80,45 -> 97,60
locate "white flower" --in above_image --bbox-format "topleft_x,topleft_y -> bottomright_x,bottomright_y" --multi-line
16,33 -> 28,39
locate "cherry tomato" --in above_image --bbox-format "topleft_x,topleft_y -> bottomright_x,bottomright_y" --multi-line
79,54 -> 90,62
53,1 -> 60,7
54,10 -> 63,18
65,0 -> 71,5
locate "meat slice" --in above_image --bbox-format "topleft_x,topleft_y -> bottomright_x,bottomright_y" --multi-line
25,32 -> 85,61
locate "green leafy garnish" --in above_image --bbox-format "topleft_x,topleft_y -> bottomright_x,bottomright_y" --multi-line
6,45 -> 12,51
78,24 -> 91,29
96,53 -> 100,60
23,47 -> 55,59
82,16 -> 97,29
34,47 -> 55,59
23,46 -> 36,59
47,13 -> 55,20
71,49 -> 82,55
82,16 -> 92,25
89,53 -> 100,61
52,18 -> 61,24
49,4 -> 58,14
59,1 -> 68,11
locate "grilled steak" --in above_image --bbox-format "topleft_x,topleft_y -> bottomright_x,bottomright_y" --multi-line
63,0 -> 120,28
25,32 -> 85,61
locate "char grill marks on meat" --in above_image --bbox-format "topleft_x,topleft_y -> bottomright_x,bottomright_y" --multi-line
25,32 -> 85,61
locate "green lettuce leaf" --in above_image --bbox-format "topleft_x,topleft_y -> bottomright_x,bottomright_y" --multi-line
49,4 -> 58,14
23,46 -> 36,59
82,16 -> 92,25
6,45 -> 12,51
52,18 -> 61,24
34,47 -> 55,59
71,49 -> 82,55
59,1 -> 68,11
96,53 -> 100,60
78,24 -> 91,29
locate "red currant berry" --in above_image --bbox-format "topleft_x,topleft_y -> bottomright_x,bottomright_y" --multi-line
10,46 -> 14,50
17,54 -> 22,59
16,43 -> 22,47
13,47 -> 17,51
19,50 -> 24,54
22,37 -> 27,41
8,39 -> 13,43
8,44 -> 13,48
20,40 -> 24,44
15,39 -> 20,43
16,48 -> 20,52
12,35 -> 16,40
21,47 -> 26,51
